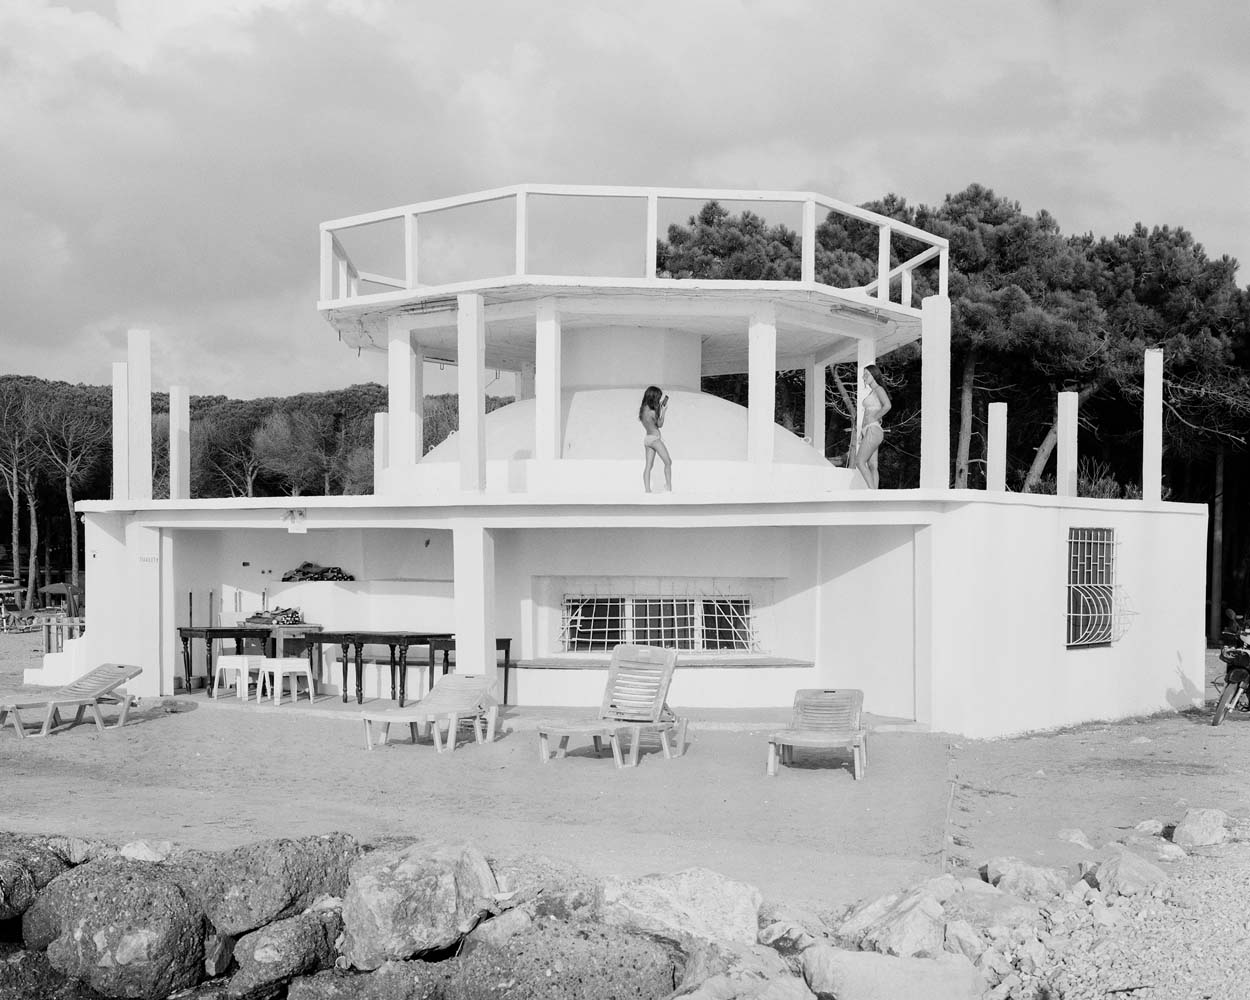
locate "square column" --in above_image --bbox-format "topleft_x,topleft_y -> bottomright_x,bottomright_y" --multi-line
1143,349 -> 1163,503
457,293 -> 487,491
387,318 -> 423,468
747,305 -> 776,463
518,361 -> 536,401
804,356 -> 825,455
1056,390 -> 1078,497
111,362 -> 129,501
920,296 -> 951,489
452,524 -> 498,687
169,385 -> 190,500
856,339 -> 877,443
535,298 -> 562,461
986,402 -> 1007,492
127,329 -> 152,501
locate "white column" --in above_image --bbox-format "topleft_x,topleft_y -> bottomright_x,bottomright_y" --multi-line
373,412 -> 388,494
111,362 -> 129,501
169,385 -> 190,500
127,329 -> 152,501
1056,391 -> 1078,498
987,402 -> 1007,492
919,297 -> 951,489
856,339 -> 877,444
517,361 -> 536,401
804,356 -> 825,455
1143,349 -> 1163,503
452,524 -> 498,688
535,298 -> 562,461
457,293 -> 487,491
387,318 -> 422,469
747,305 -> 776,464
876,225 -> 891,302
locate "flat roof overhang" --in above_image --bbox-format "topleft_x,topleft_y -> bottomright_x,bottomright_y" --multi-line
318,277 -> 924,374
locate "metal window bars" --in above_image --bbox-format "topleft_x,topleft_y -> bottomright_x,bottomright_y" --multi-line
1067,528 -> 1117,647
561,594 -> 758,653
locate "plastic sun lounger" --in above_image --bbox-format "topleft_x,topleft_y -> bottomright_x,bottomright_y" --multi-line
0,663 -> 143,739
766,688 -> 868,779
360,674 -> 499,752
536,644 -> 687,768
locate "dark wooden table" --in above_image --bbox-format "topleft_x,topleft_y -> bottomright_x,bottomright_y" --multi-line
306,630 -> 453,706
177,624 -> 322,694
426,637 -> 513,704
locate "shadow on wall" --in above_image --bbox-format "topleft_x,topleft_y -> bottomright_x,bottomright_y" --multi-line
1166,655 -> 1206,709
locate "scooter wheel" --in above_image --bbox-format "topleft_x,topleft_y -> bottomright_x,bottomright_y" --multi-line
1213,681 -> 1244,726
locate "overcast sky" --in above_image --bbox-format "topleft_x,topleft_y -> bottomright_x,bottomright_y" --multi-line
2,0 -> 1247,400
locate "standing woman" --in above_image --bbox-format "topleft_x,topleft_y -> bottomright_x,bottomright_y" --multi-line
855,364 -> 891,489
639,385 -> 672,492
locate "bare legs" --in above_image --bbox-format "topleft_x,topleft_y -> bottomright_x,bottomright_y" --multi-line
856,425 -> 883,489
643,441 -> 673,492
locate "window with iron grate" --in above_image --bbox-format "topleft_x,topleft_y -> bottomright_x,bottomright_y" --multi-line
561,595 -> 757,652
1067,527 -> 1116,647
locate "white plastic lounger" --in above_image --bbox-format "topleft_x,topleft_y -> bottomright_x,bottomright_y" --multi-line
361,674 -> 498,752
0,663 -> 142,738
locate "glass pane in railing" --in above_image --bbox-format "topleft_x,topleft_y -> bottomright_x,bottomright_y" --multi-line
656,198 -> 803,281
333,217 -> 404,293
526,194 -> 648,278
416,198 -> 514,286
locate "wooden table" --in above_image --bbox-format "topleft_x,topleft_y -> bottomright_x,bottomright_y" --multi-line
306,630 -> 453,707
177,624 -> 323,694
426,637 -> 513,704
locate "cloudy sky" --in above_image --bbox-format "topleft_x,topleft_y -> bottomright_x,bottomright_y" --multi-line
2,0 -> 1247,400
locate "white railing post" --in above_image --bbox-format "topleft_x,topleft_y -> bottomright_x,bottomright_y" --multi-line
515,190 -> 528,276
901,269 -> 913,309
939,247 -> 950,298
319,229 -> 334,300
876,225 -> 891,302
801,200 -> 816,284
405,213 -> 419,288
1057,391 -> 1079,498
337,256 -> 348,300
1143,349 -> 1164,503
645,193 -> 658,278
987,402 -> 1007,492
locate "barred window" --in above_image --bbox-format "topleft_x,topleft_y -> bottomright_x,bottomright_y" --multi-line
1067,528 -> 1115,647
561,595 -> 757,652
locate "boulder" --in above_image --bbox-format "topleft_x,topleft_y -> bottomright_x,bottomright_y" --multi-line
942,918 -> 985,962
0,839 -> 71,891
679,939 -> 792,991
1155,842 -> 1187,863
758,919 -> 819,971
120,839 -> 176,863
941,884 -> 1041,941
1086,848 -> 1168,898
682,972 -> 816,999
1057,828 -> 1093,850
0,859 -> 36,921
802,945 -> 982,1000
1172,808 -> 1228,848
173,833 -> 361,936
21,857 -> 206,1000
597,867 -> 762,947
287,961 -> 439,1000
1134,819 -> 1165,836
227,906 -> 342,999
0,944 -> 109,999
340,842 -> 498,970
858,892 -> 945,958
835,892 -> 901,946
983,858 -> 1068,902
204,926 -> 236,977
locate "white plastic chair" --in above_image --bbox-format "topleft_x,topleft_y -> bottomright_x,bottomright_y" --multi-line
257,657 -> 316,706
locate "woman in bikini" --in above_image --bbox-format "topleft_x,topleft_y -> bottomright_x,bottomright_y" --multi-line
855,364 -> 891,489
639,385 -> 672,492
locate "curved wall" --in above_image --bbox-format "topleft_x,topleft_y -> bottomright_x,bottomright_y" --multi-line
562,326 -> 703,390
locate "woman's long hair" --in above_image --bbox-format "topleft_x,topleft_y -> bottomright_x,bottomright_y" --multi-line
864,363 -> 882,386
639,385 -> 663,421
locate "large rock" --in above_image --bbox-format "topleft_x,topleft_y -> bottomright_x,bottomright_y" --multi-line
680,939 -> 792,991
983,858 -> 1068,902
598,867 -> 762,947
21,857 -> 206,1000
0,860 -> 36,922
1086,847 -> 1168,898
1172,808 -> 1228,848
287,961 -> 438,1000
682,972 -> 815,999
227,905 -> 342,999
0,839 -> 71,891
340,842 -> 498,970
858,892 -> 945,958
802,945 -> 982,1000
0,944 -> 109,1000
940,883 -> 1041,941
174,833 -> 361,936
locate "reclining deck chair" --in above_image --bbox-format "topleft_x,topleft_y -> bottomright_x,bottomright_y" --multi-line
0,663 -> 143,739
537,644 -> 686,768
766,688 -> 868,779
360,673 -> 499,752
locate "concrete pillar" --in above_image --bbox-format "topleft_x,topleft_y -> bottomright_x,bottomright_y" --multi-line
127,329 -> 152,501
747,305 -> 776,463
535,298 -> 562,461
1056,390 -> 1079,498
387,318 -> 422,468
452,523 -> 498,688
1143,349 -> 1163,503
986,402 -> 1007,492
373,412 -> 388,494
518,361 -> 536,401
111,362 -> 128,501
856,339 -> 877,444
457,293 -> 486,491
920,297 -> 951,489
804,356 -> 825,455
168,385 -> 189,500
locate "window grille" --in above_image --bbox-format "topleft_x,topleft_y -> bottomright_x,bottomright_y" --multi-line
561,594 -> 757,652
1067,527 -> 1115,647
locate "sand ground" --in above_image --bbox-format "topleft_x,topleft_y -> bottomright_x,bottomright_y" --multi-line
2,631 -> 1248,916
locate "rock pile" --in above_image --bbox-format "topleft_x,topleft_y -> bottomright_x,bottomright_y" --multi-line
0,809 -> 1245,1000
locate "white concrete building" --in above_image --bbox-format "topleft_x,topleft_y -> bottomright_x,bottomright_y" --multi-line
40,186 -> 1207,738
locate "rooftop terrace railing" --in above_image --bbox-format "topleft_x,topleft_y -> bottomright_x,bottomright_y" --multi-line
319,184 -> 949,311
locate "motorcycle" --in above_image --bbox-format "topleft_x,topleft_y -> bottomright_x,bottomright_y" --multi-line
1213,609 -> 1250,726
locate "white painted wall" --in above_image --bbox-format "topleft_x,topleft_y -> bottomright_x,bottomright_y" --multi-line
562,326 -> 702,390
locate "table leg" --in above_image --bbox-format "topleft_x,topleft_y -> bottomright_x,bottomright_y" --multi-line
339,643 -> 351,703
205,638 -> 217,692
398,643 -> 409,707
306,641 -> 318,696
355,642 -> 365,704
388,644 -> 397,702
428,645 -> 436,697
502,640 -> 511,706
179,637 -> 192,694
